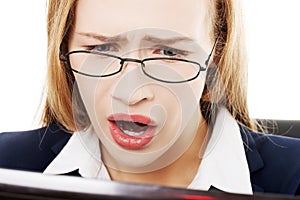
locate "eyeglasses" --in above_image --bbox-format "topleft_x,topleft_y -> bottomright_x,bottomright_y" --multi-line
60,34 -> 220,84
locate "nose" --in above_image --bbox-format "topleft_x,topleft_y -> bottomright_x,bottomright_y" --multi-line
111,58 -> 154,106
128,85 -> 154,106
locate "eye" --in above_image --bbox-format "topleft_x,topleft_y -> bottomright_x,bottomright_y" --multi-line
153,47 -> 186,57
162,49 -> 177,56
86,43 -> 118,53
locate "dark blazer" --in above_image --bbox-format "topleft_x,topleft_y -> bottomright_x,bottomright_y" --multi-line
0,124 -> 299,196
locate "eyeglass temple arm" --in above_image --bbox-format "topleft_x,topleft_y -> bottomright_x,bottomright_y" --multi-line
204,29 -> 222,67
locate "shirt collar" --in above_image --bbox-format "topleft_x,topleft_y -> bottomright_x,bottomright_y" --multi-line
43,108 -> 252,194
43,126 -> 105,179
188,107 -> 253,194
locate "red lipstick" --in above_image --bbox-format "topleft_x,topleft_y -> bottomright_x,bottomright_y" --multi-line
108,114 -> 157,149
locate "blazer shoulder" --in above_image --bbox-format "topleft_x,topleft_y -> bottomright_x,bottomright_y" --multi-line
250,131 -> 300,166
242,127 -> 300,195
0,124 -> 71,172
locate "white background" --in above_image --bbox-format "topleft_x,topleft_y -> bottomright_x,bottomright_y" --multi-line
0,1 -> 300,132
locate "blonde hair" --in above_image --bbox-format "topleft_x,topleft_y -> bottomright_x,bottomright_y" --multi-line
42,0 -> 257,132
201,0 -> 256,130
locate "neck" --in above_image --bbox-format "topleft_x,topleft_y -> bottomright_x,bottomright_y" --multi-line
107,116 -> 208,188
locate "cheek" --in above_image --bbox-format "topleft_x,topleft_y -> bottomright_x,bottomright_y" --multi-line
92,80 -> 115,128
73,75 -> 112,127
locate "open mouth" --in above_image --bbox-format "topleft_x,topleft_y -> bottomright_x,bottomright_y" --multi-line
117,121 -> 149,136
108,114 -> 157,149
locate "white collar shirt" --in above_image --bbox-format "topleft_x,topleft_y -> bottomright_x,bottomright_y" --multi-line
43,108 -> 253,195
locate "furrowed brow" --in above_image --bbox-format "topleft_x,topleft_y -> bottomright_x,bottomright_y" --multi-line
75,32 -> 128,43
142,35 -> 194,45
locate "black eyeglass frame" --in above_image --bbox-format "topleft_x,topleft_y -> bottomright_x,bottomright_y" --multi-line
60,32 -> 220,84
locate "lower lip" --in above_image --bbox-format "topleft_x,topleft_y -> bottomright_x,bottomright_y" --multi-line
108,121 -> 156,149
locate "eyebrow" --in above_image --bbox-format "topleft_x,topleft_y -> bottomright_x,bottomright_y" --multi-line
75,32 -> 194,44
75,32 -> 128,43
142,35 -> 195,45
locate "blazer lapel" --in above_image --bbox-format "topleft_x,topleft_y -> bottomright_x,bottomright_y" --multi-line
38,124 -> 71,156
51,136 -> 71,155
240,126 -> 265,192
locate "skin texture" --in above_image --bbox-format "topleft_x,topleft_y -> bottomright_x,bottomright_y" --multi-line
68,0 -> 213,187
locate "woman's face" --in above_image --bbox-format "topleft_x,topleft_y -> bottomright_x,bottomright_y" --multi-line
68,0 -> 212,172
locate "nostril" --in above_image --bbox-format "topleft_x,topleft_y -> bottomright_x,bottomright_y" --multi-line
111,86 -> 154,106
128,88 -> 154,106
